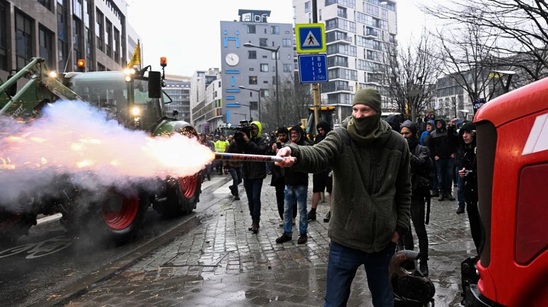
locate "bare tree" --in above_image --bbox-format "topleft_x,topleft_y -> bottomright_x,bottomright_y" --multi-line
385,30 -> 442,121
422,0 -> 548,84
259,74 -> 310,132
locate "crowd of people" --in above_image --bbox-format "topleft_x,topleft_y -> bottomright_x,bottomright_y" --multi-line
196,88 -> 481,306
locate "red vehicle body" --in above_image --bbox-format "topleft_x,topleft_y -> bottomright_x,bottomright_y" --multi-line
463,77 -> 548,306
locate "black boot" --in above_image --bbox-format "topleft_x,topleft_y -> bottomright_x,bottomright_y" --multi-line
308,208 -> 316,221
419,260 -> 429,276
456,203 -> 465,214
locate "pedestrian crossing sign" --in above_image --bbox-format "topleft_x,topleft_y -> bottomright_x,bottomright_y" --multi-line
296,23 -> 326,53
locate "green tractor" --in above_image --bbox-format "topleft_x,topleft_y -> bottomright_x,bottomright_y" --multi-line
0,57 -> 201,246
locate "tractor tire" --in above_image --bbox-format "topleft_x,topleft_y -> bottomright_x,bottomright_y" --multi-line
0,211 -> 36,247
157,173 -> 201,218
78,189 -> 150,246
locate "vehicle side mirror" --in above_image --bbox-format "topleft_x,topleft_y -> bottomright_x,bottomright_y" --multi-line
148,71 -> 162,98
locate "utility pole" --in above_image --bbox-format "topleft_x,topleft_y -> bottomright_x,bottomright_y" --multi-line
312,0 -> 321,136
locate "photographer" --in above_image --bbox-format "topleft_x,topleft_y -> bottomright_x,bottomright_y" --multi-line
456,122 -> 482,254
235,121 -> 270,234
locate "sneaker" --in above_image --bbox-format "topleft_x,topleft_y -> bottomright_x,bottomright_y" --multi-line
234,195 -> 240,200
447,194 -> 455,201
430,191 -> 439,197
323,210 -> 331,223
456,204 -> 465,214
308,209 -> 316,221
279,220 -> 284,227
276,233 -> 292,243
419,260 -> 429,276
248,223 -> 260,231
297,234 -> 308,244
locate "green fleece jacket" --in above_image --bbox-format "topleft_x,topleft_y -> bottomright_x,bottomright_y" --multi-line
287,120 -> 411,253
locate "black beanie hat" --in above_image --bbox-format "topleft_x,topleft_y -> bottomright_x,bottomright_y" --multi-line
276,127 -> 289,135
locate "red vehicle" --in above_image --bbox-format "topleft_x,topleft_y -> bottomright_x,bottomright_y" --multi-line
461,77 -> 548,306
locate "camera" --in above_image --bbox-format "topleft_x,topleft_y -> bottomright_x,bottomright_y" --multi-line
276,142 -> 283,149
234,120 -> 252,143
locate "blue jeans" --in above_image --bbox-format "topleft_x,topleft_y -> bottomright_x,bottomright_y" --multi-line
228,167 -> 242,188
243,178 -> 263,225
325,241 -> 396,307
435,157 -> 454,197
283,185 -> 308,236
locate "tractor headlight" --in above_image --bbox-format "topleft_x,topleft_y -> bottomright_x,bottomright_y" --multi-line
130,106 -> 141,117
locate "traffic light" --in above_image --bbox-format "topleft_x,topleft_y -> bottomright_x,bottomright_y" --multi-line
77,59 -> 86,72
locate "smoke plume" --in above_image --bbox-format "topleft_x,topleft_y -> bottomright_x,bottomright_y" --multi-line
0,100 -> 213,206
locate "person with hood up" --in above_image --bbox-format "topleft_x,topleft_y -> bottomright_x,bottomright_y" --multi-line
270,127 -> 296,226
400,121 -> 433,276
275,88 -> 411,306
308,121 -> 333,223
236,121 -> 270,234
275,124 -> 312,244
427,118 -> 459,201
456,122 -> 482,253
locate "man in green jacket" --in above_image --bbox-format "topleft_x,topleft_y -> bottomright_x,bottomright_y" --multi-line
275,88 -> 411,306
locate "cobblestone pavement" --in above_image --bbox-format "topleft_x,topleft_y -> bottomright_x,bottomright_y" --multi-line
65,174 -> 476,307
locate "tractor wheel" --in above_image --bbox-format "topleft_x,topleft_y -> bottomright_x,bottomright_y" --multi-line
80,189 -> 149,246
0,211 -> 36,247
157,173 -> 201,218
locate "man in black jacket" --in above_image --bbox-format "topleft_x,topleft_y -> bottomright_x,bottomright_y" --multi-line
456,122 -> 482,253
428,118 -> 459,201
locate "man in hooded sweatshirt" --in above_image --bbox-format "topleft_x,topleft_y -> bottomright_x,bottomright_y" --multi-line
236,121 -> 270,234
275,124 -> 312,244
275,88 -> 411,306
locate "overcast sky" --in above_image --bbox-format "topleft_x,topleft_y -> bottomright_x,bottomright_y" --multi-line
126,0 -> 429,76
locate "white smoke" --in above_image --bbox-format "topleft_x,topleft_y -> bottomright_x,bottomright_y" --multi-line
0,100 -> 213,206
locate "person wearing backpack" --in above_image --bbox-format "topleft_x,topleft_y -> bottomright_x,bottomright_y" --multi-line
400,121 -> 433,277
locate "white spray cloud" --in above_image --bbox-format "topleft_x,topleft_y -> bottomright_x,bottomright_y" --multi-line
0,100 -> 213,205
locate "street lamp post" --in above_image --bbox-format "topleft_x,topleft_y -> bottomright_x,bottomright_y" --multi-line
243,42 -> 280,128
239,86 -> 261,122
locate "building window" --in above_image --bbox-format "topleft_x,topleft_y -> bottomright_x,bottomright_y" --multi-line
270,26 -> 280,35
38,0 -> 53,11
304,1 -> 310,13
15,11 -> 33,69
73,16 -> 83,71
57,0 -> 69,70
283,63 -> 292,73
259,38 -> 268,47
105,20 -> 112,57
248,50 -> 257,59
247,24 -> 256,34
0,1 -> 7,70
73,0 -> 83,19
39,26 -> 55,68
282,38 -> 292,47
113,27 -> 120,63
248,76 -> 258,85
260,63 -> 269,72
95,9 -> 103,51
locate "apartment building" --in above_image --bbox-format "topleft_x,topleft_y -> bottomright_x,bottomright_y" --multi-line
293,0 -> 397,125
0,0 -> 139,82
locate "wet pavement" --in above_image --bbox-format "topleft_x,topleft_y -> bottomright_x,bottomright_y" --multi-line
61,174 -> 475,306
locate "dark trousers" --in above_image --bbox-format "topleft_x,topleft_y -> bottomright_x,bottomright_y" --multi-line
435,157 -> 454,197
228,167 -> 242,195
244,178 -> 263,225
402,196 -> 429,262
466,200 -> 482,253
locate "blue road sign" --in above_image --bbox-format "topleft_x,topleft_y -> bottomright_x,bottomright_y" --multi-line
295,23 -> 326,53
298,54 -> 328,83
